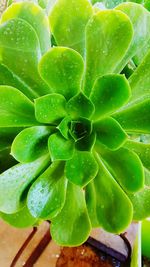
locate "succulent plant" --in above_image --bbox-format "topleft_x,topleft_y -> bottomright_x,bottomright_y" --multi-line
0,0 -> 150,246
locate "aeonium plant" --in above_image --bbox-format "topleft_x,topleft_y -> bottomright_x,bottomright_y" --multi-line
0,0 -> 150,246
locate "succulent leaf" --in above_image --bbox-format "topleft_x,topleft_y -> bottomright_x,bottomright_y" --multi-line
51,182 -> 91,246
83,10 -> 133,96
39,47 -> 84,100
27,162 -> 67,219
90,74 -> 131,120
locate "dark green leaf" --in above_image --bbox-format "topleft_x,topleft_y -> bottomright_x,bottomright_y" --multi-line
86,155 -> 133,233
65,150 -> 98,187
49,0 -> 93,56
11,126 -> 53,163
75,132 -> 96,151
114,99 -> 150,134
83,10 -> 133,96
0,154 -> 50,213
0,86 -> 38,127
90,74 -> 131,121
94,117 -> 127,150
39,47 -> 84,100
51,182 -> 91,246
48,133 -> 75,161
35,93 -> 67,124
27,162 -> 67,219
66,93 -> 94,119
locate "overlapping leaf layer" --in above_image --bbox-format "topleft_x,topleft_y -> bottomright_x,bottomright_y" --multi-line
0,0 -> 150,246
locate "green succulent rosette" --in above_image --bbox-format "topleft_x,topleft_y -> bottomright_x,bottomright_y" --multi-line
0,0 -> 150,246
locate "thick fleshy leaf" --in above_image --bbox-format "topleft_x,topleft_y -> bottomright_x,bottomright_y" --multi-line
124,140 -> 150,170
27,162 -> 67,219
83,10 -> 133,96
51,182 -> 91,246
128,187 -> 150,220
85,182 -> 99,227
65,150 -> 98,187
90,74 -> 131,120
0,154 -> 50,213
11,126 -> 53,163
0,63 -> 34,100
1,1 -> 50,54
0,18 -> 50,98
94,117 -> 127,150
75,132 -> 96,151
69,118 -> 92,141
48,133 -> 74,161
115,3 -> 150,72
0,86 -> 38,127
129,50 -> 150,103
49,0 -> 93,56
39,47 -> 84,100
0,205 -> 37,228
66,93 -> 94,119
35,94 -> 67,124
57,116 -> 71,139
114,99 -> 150,134
97,146 -> 144,193
86,155 -> 133,233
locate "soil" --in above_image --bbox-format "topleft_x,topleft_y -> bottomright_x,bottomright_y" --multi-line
56,244 -> 130,267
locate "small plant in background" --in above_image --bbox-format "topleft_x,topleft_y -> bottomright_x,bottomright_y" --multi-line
0,0 -> 150,247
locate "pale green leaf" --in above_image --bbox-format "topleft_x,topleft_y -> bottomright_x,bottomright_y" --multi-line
83,10 -> 133,96
35,93 -> 67,124
39,47 -> 84,100
49,0 -> 93,56
0,154 -> 50,213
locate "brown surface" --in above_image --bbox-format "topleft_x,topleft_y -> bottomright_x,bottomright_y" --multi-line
56,245 -> 115,267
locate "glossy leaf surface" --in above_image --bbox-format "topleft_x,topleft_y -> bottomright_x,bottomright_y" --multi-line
39,47 -> 84,100
114,99 -> 150,134
1,1 -> 50,54
0,86 -> 37,127
83,10 -> 133,96
0,205 -> 37,228
124,140 -> 150,170
0,155 -> 50,213
129,50 -> 150,103
0,18 -> 50,98
11,126 -> 52,163
27,162 -> 67,219
35,93 -> 67,123
98,146 -> 144,193
115,3 -> 150,72
66,93 -> 94,119
86,155 -> 133,233
48,133 -> 74,161
94,117 -> 127,150
51,182 -> 91,246
49,0 -> 93,56
65,150 -> 98,187
90,74 -> 131,120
